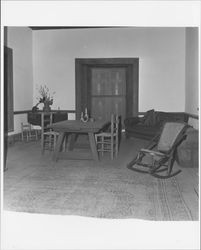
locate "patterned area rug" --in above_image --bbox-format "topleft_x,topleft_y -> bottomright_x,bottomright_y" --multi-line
4,158 -> 193,221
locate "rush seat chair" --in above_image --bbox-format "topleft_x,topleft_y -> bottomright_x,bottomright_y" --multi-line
95,114 -> 120,160
127,122 -> 189,179
41,112 -> 59,154
21,123 -> 38,142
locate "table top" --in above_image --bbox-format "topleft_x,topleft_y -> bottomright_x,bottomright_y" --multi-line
49,120 -> 108,133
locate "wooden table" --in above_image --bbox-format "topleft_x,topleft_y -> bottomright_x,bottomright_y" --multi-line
49,120 -> 108,161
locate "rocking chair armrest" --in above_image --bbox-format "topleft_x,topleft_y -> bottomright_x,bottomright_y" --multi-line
140,148 -> 165,157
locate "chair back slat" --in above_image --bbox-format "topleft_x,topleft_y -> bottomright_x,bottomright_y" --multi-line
157,122 -> 187,153
111,114 -> 119,135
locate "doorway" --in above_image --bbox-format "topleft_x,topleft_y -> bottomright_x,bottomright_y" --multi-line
75,58 -> 139,124
4,46 -> 14,171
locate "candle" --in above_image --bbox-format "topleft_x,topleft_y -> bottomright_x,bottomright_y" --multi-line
85,108 -> 87,114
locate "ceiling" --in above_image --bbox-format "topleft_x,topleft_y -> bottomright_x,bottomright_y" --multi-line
29,26 -> 123,30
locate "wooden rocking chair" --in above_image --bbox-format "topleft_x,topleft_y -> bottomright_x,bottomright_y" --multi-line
127,122 -> 189,179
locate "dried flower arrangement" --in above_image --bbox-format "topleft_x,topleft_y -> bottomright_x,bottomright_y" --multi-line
33,84 -> 56,112
36,84 -> 55,105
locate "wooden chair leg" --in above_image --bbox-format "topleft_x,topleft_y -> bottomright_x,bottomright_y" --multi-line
101,136 -> 104,157
49,135 -> 52,151
35,130 -> 38,140
54,134 -> 57,150
62,136 -> 65,152
115,137 -> 118,158
41,134 -> 44,154
26,131 -> 29,142
21,123 -> 24,142
111,136 -> 114,160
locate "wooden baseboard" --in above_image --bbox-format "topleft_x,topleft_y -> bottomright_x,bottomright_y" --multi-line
187,113 -> 199,120
5,130 -> 41,146
5,133 -> 21,146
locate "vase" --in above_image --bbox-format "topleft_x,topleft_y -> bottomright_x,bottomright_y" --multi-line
43,102 -> 51,112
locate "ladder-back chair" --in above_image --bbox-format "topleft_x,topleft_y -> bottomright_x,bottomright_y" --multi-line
21,123 -> 38,142
95,114 -> 119,160
41,112 -> 59,154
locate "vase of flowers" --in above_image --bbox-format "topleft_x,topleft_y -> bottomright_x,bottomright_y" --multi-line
43,100 -> 52,112
36,84 -> 55,112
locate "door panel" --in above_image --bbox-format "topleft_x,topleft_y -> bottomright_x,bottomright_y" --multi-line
91,68 -> 126,96
91,96 -> 125,121
91,67 -> 126,123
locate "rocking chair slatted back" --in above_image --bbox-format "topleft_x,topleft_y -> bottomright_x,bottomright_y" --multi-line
157,122 -> 187,153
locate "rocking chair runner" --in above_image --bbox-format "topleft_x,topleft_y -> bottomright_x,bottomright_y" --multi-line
127,122 -> 189,179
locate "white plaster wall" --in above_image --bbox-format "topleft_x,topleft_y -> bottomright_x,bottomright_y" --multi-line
185,27 -> 199,129
6,27 -> 33,134
32,27 -> 186,113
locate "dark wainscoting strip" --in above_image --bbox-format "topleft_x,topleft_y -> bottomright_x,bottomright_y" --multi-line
14,110 -> 76,115
14,110 -> 32,115
187,113 -> 199,120
13,110 -> 198,119
138,112 -> 198,120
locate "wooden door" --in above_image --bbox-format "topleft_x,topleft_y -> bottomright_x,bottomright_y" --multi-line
75,58 -> 139,123
90,67 -> 126,122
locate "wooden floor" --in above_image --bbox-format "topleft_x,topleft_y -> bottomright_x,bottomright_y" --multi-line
174,166 -> 199,219
3,135 -> 199,220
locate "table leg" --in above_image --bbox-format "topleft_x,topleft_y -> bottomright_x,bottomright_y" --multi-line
53,132 -> 65,161
88,132 -> 99,161
67,133 -> 77,151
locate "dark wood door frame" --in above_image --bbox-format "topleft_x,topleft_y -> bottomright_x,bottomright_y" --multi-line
4,46 -> 14,171
4,46 -> 14,132
75,58 -> 139,120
